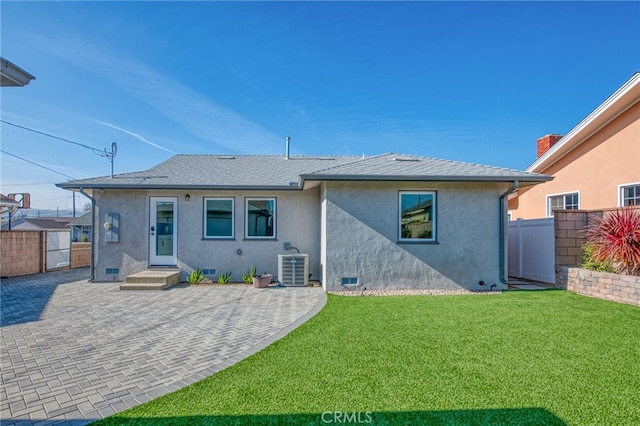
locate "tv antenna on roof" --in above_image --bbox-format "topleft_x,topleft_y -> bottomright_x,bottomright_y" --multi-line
107,142 -> 117,178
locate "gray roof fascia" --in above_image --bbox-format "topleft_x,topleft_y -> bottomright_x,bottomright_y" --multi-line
1,57 -> 36,87
56,182 -> 303,191
300,173 -> 552,184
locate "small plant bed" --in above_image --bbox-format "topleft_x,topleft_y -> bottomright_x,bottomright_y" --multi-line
94,291 -> 639,425
581,207 -> 640,275
186,281 -> 252,287
185,269 -> 206,285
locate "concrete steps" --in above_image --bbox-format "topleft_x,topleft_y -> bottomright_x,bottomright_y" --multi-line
120,269 -> 181,290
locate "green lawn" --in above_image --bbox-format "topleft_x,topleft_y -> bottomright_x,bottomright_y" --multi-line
95,291 -> 640,425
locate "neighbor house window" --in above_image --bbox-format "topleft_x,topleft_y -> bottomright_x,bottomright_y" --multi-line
71,226 -> 91,242
620,183 -> 640,206
547,192 -> 579,217
204,198 -> 234,238
246,198 -> 276,239
399,191 -> 436,242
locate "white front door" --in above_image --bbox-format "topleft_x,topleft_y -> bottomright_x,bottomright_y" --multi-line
149,197 -> 178,266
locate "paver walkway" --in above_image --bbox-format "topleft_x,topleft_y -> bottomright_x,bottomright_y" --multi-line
0,269 -> 326,425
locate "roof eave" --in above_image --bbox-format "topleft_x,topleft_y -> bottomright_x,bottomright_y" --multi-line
56,183 -> 303,191
300,174 -> 552,184
1,57 -> 36,87
526,72 -> 640,173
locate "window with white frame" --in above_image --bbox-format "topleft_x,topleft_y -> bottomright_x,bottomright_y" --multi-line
547,192 -> 579,217
399,191 -> 436,242
71,225 -> 91,242
620,183 -> 640,206
246,198 -> 276,238
204,198 -> 234,238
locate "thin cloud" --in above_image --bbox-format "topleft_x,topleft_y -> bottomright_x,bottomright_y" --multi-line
98,121 -> 176,154
31,33 -> 281,154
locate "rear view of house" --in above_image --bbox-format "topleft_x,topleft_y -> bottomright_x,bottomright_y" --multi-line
58,152 -> 550,291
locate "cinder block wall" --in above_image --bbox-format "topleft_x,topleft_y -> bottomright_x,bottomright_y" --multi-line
0,231 -> 46,277
553,210 -> 589,267
554,207 -> 640,307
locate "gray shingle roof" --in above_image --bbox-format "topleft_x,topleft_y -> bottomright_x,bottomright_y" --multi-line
57,153 -> 551,190
12,218 -> 73,230
68,212 -> 92,227
302,153 -> 552,183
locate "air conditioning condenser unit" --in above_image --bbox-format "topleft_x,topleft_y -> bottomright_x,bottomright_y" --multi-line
278,254 -> 309,287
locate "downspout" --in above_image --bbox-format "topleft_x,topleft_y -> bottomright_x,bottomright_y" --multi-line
78,187 -> 96,282
499,181 -> 519,288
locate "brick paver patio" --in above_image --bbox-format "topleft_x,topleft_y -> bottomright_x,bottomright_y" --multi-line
0,269 -> 325,425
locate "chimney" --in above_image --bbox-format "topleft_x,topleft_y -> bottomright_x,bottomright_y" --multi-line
537,134 -> 563,158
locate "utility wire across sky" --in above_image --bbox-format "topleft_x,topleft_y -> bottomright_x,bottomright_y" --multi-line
0,149 -> 77,180
1,119 -> 118,177
1,119 -> 112,158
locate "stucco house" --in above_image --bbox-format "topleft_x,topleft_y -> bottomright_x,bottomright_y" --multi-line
57,152 -> 550,291
509,72 -> 640,219
69,212 -> 92,242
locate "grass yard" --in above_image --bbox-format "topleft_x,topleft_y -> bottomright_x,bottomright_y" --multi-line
95,290 -> 639,425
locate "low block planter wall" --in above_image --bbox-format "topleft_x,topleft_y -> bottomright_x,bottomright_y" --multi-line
557,266 -> 640,307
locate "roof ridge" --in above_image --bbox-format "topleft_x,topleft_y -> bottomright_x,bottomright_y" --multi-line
307,151 -> 539,176
307,152 -> 391,174
174,153 -> 362,158
407,152 -> 539,174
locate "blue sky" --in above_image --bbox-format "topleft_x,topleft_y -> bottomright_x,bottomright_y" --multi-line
1,1 -> 639,212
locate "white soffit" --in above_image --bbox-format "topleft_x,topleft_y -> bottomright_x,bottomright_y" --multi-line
526,72 -> 640,173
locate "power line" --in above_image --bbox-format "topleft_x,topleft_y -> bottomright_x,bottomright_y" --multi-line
28,195 -> 73,202
0,119 -> 107,157
0,182 -> 54,186
0,149 -> 76,180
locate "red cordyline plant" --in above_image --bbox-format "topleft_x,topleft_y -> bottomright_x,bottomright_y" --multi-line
580,207 -> 640,275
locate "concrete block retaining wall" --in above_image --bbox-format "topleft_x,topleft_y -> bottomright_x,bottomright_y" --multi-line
557,266 -> 640,307
554,208 -> 640,307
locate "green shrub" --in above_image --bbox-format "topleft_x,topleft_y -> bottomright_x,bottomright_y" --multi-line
242,266 -> 257,284
186,269 -> 205,284
218,272 -> 232,284
581,244 -> 614,273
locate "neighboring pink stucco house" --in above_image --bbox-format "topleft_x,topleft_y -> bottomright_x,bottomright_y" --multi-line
509,72 -> 640,219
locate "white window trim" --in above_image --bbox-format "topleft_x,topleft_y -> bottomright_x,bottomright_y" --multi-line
203,197 -> 235,239
618,182 -> 640,207
546,190 -> 580,217
398,190 -> 437,243
245,197 -> 277,239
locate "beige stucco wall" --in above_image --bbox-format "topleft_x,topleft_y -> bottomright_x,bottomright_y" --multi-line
510,101 -> 640,219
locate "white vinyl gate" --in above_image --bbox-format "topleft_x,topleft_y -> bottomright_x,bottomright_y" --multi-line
46,230 -> 71,270
508,218 -> 555,284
